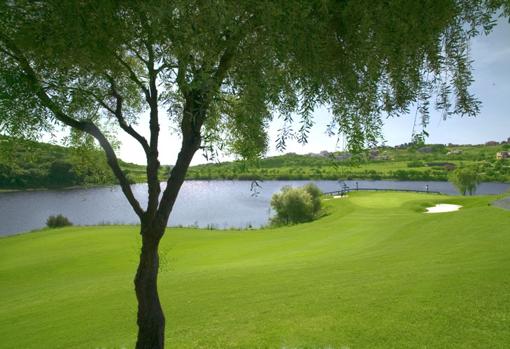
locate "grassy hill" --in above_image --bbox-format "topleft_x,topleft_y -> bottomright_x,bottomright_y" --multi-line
2,135 -> 509,189
1,192 -> 509,348
187,143 -> 510,182
0,136 -> 152,189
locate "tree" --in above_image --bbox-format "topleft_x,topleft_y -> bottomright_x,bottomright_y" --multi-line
449,167 -> 481,195
47,160 -> 78,186
271,183 -> 323,225
0,1 -> 508,347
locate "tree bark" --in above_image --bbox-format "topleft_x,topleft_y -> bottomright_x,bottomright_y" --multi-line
134,223 -> 165,349
132,80 -> 216,347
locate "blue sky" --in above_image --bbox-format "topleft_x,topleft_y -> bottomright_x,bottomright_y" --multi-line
118,17 -> 510,165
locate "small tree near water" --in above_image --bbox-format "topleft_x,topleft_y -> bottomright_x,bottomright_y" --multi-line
271,183 -> 322,225
46,214 -> 73,228
449,167 -> 480,195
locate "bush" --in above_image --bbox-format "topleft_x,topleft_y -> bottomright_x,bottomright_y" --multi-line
46,214 -> 73,228
449,167 -> 480,195
271,183 -> 322,225
302,183 -> 322,214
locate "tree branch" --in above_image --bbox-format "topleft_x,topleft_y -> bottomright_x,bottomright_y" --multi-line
126,43 -> 149,66
105,75 -> 150,155
155,60 -> 177,74
0,44 -> 19,61
112,52 -> 150,98
1,34 -> 144,218
44,80 -> 152,157
134,11 -> 162,219
156,135 -> 198,229
156,29 -> 247,226
176,58 -> 188,93
156,93 -> 205,227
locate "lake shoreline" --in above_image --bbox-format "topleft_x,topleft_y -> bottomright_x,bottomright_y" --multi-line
1,180 -> 509,236
2,177 -> 509,193
0,183 -> 119,193
1,190 -> 508,239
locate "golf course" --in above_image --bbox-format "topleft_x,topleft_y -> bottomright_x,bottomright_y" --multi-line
1,191 -> 509,348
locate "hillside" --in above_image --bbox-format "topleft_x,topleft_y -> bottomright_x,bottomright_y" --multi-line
0,136 -> 149,189
2,136 -> 509,189
1,192 -> 509,348
187,143 -> 510,182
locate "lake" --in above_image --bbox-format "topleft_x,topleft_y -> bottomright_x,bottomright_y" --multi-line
1,180 -> 509,236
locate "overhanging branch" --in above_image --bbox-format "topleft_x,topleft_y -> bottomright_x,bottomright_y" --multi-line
105,75 -> 150,155
1,35 -> 145,219
112,52 -> 150,99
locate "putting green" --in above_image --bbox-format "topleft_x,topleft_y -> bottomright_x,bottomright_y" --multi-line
0,192 -> 509,348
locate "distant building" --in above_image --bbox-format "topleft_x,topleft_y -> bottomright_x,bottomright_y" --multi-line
486,141 -> 499,146
496,151 -> 510,160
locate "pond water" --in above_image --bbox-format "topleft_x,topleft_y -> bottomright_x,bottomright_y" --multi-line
0,180 -> 508,236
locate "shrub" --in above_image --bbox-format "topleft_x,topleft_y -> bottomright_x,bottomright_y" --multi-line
302,183 -> 322,214
271,183 -> 322,225
449,167 -> 480,195
46,214 -> 73,228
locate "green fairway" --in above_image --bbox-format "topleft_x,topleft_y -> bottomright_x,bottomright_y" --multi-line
1,192 -> 509,348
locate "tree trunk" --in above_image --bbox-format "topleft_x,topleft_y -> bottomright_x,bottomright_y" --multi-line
135,224 -> 165,349
134,95 -> 204,348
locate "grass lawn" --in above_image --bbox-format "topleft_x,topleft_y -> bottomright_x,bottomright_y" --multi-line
1,192 -> 509,348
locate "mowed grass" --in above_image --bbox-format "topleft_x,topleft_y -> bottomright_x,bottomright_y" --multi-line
1,192 -> 509,348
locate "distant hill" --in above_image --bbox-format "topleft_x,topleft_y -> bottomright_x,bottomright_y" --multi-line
186,143 -> 510,182
1,136 -> 509,189
0,136 -> 148,189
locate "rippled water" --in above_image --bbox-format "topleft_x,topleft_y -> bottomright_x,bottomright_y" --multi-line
0,180 -> 508,236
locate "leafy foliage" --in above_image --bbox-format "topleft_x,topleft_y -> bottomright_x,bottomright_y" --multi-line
1,1 -> 508,155
271,183 -> 322,225
449,167 -> 481,195
46,214 -> 73,228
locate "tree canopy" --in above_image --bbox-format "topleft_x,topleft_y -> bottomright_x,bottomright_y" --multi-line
1,1 -> 508,157
449,166 -> 481,195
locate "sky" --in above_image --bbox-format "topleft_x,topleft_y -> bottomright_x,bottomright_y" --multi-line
118,17 -> 510,166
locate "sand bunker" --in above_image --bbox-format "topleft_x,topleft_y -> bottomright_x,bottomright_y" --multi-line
425,204 -> 462,213
333,195 -> 348,199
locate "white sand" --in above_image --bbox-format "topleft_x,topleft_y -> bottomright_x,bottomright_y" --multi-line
333,195 -> 348,199
425,204 -> 462,213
